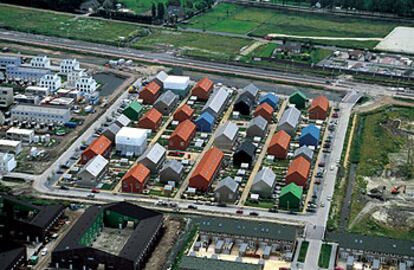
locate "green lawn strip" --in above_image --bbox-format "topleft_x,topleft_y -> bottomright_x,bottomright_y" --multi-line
318,244 -> 332,269
119,0 -> 207,14
244,199 -> 274,209
251,43 -> 279,58
297,240 -> 309,263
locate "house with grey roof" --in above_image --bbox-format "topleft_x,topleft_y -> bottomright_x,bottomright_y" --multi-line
154,90 -> 179,115
78,155 -> 108,187
160,159 -> 184,183
277,107 -> 301,136
202,86 -> 229,118
294,146 -> 314,161
247,115 -> 268,138
102,123 -> 122,142
115,114 -> 131,127
138,143 -> 166,172
251,167 -> 276,198
240,83 -> 259,101
213,122 -> 239,151
154,71 -> 168,86
214,176 -> 239,203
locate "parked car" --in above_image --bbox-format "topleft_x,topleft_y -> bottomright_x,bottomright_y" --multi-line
236,209 -> 244,214
188,205 -> 198,209
249,211 -> 259,216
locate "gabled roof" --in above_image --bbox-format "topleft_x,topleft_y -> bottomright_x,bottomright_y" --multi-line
259,93 -> 279,107
191,147 -> 224,182
236,141 -> 256,158
124,100 -> 143,113
287,156 -> 311,179
116,114 -> 131,127
278,107 -> 301,128
155,90 -> 178,106
255,102 -> 273,115
140,108 -> 162,124
294,146 -> 314,161
193,77 -> 213,93
290,90 -> 307,101
309,95 -> 329,112
248,115 -> 268,131
85,135 -> 112,156
280,183 -> 303,200
82,154 -> 108,177
175,104 -> 194,118
171,120 -> 196,141
138,143 -> 166,164
155,71 -> 168,83
241,83 -> 259,100
202,86 -> 229,115
215,176 -> 239,193
161,159 -> 184,174
215,122 -> 239,141
141,81 -> 161,95
300,124 -> 320,140
196,111 -> 215,125
270,130 -> 291,151
253,167 -> 276,187
123,163 -> 150,184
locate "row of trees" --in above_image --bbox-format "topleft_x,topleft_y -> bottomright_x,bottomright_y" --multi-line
0,0 -> 86,12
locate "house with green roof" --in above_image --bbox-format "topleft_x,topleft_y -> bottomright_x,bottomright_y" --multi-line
289,91 -> 307,109
122,101 -> 143,121
279,183 -> 303,211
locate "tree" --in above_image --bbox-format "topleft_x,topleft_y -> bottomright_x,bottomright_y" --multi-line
151,3 -> 157,17
102,0 -> 113,11
157,2 -> 165,20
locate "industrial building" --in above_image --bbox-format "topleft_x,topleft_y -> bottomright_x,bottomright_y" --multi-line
277,107 -> 301,136
11,104 -> 71,123
122,163 -> 151,193
0,194 -> 65,243
285,156 -> 311,188
251,167 -> 276,198
279,183 -> 303,211
202,86 -> 230,118
163,75 -> 190,97
254,102 -> 274,122
81,135 -> 112,164
259,93 -> 278,109
137,143 -> 166,172
78,155 -> 109,187
174,104 -> 194,122
214,176 -> 239,204
154,90 -> 179,115
288,91 -> 307,109
213,121 -> 239,151
6,127 -> 34,143
299,124 -> 321,147
116,127 -> 148,156
233,141 -> 256,168
246,116 -> 267,138
168,120 -> 196,150
140,81 -> 161,104
0,242 -> 27,270
0,87 -> 14,108
268,130 -> 291,159
51,202 -> 163,270
189,147 -> 224,192
195,111 -> 215,132
192,77 -> 214,100
0,139 -> 22,154
309,95 -> 329,120
234,95 -> 254,116
0,55 -> 22,69
122,101 -> 143,121
160,159 -> 184,183
138,108 -> 163,131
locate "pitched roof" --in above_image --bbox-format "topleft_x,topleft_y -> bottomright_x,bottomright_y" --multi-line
215,176 -> 239,193
310,95 -> 329,112
193,77 -> 213,93
253,167 -> 276,187
179,256 -> 262,270
125,100 -> 143,113
215,121 -> 239,141
300,124 -> 320,140
123,163 -> 150,184
280,183 -> 303,200
290,90 -> 307,100
155,71 -> 168,83
116,114 -> 131,127
142,81 -> 161,95
287,156 -> 311,179
196,111 -> 215,125
171,120 -> 196,141
140,108 -> 162,124
259,93 -> 278,107
138,143 -> 166,164
156,90 -> 178,106
175,104 -> 194,118
248,115 -> 268,131
242,83 -> 259,99
236,141 -> 256,157
294,146 -> 314,160
202,86 -> 229,115
161,159 -> 183,174
85,135 -> 112,156
278,107 -> 301,128
191,147 -> 224,182
255,102 -> 274,115
82,154 -> 108,177
270,130 -> 291,151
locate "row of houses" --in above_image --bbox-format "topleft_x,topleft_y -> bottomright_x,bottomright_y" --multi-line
289,91 -> 330,120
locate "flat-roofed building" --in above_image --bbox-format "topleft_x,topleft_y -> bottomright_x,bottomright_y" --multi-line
0,152 -> 17,173
6,65 -> 51,82
11,104 -> 71,123
0,139 -> 22,154
0,86 -> 13,108
6,127 -> 34,143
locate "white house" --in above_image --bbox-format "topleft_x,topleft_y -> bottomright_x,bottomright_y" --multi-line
6,127 -> 34,143
115,127 -> 148,157
76,75 -> 97,95
60,59 -> 80,74
67,69 -> 86,88
30,56 -> 51,69
0,152 -> 17,173
39,74 -> 62,92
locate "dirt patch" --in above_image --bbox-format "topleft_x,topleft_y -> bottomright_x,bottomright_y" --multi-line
144,216 -> 185,270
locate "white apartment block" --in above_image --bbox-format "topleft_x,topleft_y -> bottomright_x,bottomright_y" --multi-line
0,152 -> 16,173
67,69 -> 86,88
30,56 -> 51,69
6,127 -> 34,143
11,104 -> 71,124
76,75 -> 97,95
0,87 -> 14,108
25,86 -> 50,96
60,59 -> 80,74
39,74 -> 62,92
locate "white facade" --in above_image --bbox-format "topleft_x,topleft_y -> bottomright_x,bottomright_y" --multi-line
11,104 -> 71,123
30,56 -> 51,69
60,59 -> 80,74
67,69 -> 86,88
76,75 -> 97,95
6,127 -> 34,143
0,139 -> 22,154
0,152 -> 16,173
164,75 -> 190,90
39,74 -> 62,92
0,87 -> 14,108
115,127 -> 148,157
25,86 -> 50,96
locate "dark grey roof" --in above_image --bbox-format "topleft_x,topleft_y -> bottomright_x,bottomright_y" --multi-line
179,256 -> 263,270
215,177 -> 239,193
241,83 -> 259,100
326,232 -> 414,258
248,116 -> 267,131
155,90 -> 178,107
194,217 -> 299,242
294,146 -> 314,161
54,202 -> 163,262
235,95 -> 254,109
0,242 -> 26,270
161,159 -> 183,174
102,123 -> 121,141
138,143 -> 166,164
236,141 -> 256,158
278,107 -> 300,129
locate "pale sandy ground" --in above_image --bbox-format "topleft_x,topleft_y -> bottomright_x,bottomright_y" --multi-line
375,26 -> 414,54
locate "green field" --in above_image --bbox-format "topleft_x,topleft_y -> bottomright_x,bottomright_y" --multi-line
118,0 -> 206,14
318,244 -> 332,268
185,3 -> 406,38
134,29 -> 252,60
0,5 -> 145,44
297,241 -> 309,263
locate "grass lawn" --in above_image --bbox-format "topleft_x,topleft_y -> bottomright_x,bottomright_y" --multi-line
297,241 -> 309,263
244,199 -> 274,209
134,29 -> 252,61
318,244 -> 332,269
251,43 -> 279,58
0,4 -> 145,44
119,0 -> 206,14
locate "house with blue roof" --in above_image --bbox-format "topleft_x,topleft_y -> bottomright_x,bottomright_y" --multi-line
299,124 -> 320,147
195,111 -> 215,132
259,93 -> 279,109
